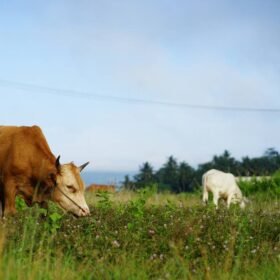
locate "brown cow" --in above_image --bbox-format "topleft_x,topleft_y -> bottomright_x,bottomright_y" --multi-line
87,184 -> 116,193
0,125 -> 90,217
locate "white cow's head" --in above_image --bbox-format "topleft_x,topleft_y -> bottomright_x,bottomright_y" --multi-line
232,194 -> 248,209
52,157 -> 90,217
230,192 -> 248,209
240,197 -> 249,209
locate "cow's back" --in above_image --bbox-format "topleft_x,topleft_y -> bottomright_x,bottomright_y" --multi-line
204,169 -> 237,193
0,126 -> 56,177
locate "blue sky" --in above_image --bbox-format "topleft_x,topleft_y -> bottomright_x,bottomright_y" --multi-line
0,0 -> 279,171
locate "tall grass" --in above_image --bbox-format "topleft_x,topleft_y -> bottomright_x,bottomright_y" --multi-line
0,190 -> 279,279
239,173 -> 280,198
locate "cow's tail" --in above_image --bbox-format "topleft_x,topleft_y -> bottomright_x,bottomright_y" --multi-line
202,174 -> 208,204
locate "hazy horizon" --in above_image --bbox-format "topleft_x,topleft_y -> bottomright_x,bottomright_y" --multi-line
82,170 -> 136,186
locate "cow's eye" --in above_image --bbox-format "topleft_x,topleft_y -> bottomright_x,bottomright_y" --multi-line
66,185 -> 76,192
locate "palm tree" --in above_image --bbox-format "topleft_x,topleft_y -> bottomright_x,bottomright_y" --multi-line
156,156 -> 179,192
134,162 -> 155,189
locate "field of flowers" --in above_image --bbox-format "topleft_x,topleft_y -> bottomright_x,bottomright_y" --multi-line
0,189 -> 279,280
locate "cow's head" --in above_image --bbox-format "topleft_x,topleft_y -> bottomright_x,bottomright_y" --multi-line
51,156 -> 90,217
231,194 -> 248,209
239,197 -> 249,209
230,192 -> 248,209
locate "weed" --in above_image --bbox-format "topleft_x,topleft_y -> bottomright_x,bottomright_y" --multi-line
0,191 -> 279,279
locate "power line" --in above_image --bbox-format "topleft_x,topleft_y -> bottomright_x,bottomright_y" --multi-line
0,78 -> 280,113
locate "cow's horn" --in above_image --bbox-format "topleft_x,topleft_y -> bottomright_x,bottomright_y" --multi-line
56,155 -> 61,169
79,161 -> 90,172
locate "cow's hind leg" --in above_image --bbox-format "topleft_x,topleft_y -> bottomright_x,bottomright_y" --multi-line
202,175 -> 208,205
202,188 -> 208,204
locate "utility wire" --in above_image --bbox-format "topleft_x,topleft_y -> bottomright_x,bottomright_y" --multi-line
0,78 -> 280,113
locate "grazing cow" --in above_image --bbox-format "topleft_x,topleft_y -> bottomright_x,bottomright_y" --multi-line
87,184 -> 116,193
202,169 -> 247,209
0,125 -> 90,217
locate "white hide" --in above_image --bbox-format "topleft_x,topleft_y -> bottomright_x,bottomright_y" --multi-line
202,169 -> 246,209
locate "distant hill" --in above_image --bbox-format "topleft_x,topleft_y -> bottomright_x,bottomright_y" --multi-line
82,171 -> 136,187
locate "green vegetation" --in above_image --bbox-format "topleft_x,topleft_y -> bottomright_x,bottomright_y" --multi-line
0,188 -> 279,279
125,148 -> 280,192
239,172 -> 280,198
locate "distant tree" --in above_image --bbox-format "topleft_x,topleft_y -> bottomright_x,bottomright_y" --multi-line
263,148 -> 280,172
122,175 -> 135,191
239,148 -> 280,176
156,156 -> 179,192
240,156 -> 254,176
195,150 -> 239,184
178,162 -> 195,192
211,150 -> 238,174
195,162 -> 213,187
264,147 -> 279,158
125,148 -> 280,193
134,162 -> 155,189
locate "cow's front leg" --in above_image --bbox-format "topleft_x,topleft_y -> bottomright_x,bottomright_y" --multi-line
0,200 -> 3,217
213,192 -> 219,209
38,201 -> 49,217
39,201 -> 48,209
3,179 -> 17,216
0,187 -> 4,217
227,194 -> 233,208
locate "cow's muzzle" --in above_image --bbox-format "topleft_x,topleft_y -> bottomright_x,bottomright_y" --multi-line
54,187 -> 90,217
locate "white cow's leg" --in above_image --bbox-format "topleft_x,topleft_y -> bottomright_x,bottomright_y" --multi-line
202,188 -> 208,204
213,192 -> 219,209
227,195 -> 233,208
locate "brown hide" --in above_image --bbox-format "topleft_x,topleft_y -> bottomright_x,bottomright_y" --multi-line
87,184 -> 116,193
0,125 -> 57,216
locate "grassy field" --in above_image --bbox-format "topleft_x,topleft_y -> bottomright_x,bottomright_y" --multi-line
0,187 -> 279,280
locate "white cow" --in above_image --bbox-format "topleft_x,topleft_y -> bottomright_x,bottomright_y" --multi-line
202,169 -> 247,209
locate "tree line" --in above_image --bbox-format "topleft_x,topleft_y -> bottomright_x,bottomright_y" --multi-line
122,148 -> 280,192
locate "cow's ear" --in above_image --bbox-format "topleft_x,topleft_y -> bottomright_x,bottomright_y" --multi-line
79,161 -> 89,172
55,155 -> 61,171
